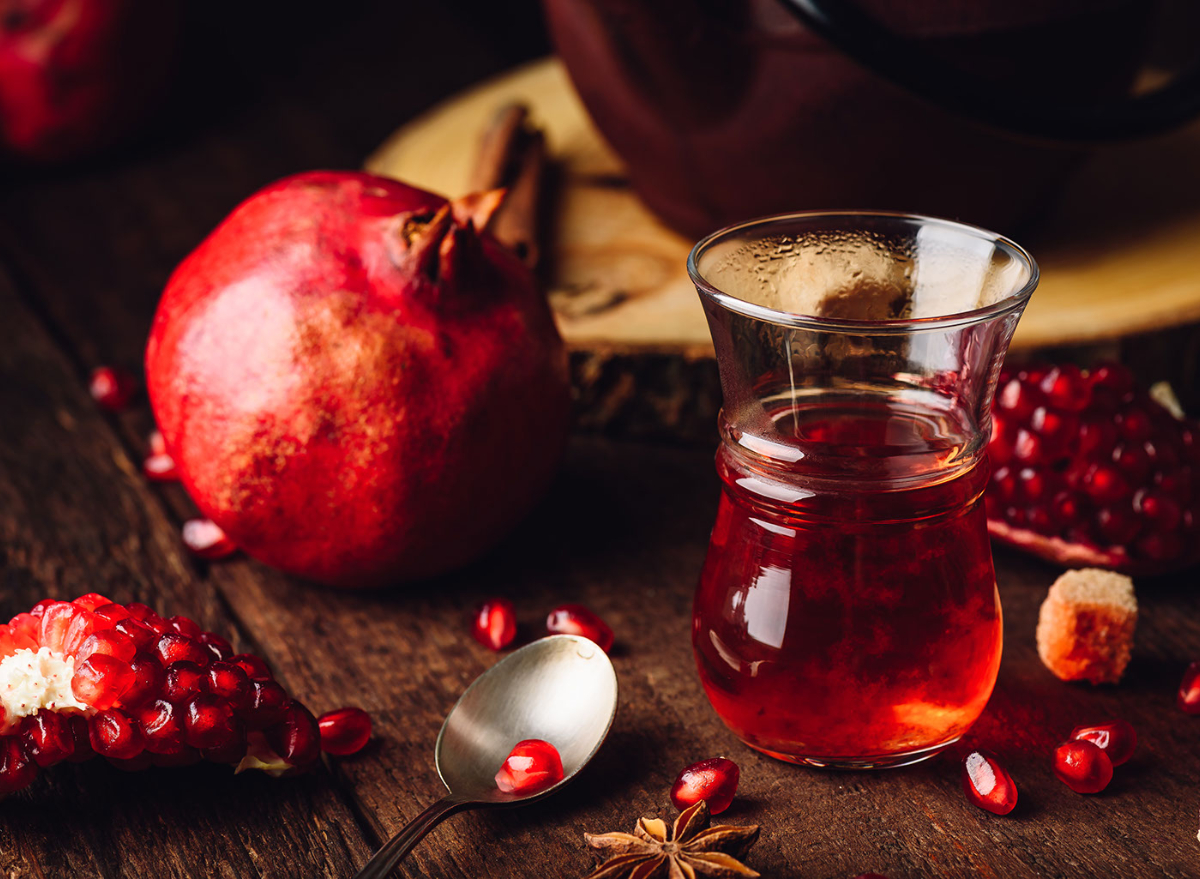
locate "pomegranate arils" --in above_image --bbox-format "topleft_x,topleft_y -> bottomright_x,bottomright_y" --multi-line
136,700 -> 185,754
154,632 -> 209,668
1177,661 -> 1200,714
71,654 -> 134,711
545,604 -> 614,653
264,702 -> 321,768
119,654 -> 165,710
318,707 -> 372,756
73,593 -> 112,612
0,737 -> 38,796
205,662 -> 251,708
77,629 -> 137,664
184,694 -> 240,751
494,739 -> 564,795
1053,740 -> 1113,794
163,661 -> 205,704
22,713 -> 75,767
88,366 -> 135,411
199,632 -> 233,662
113,617 -> 157,651
89,709 -> 145,760
471,598 -> 517,651
988,362 -> 1200,573
244,680 -> 290,729
93,602 -> 132,627
670,757 -> 740,814
1070,720 -> 1136,767
67,715 -> 94,763
229,653 -> 272,682
168,615 -> 202,639
961,749 -> 1018,815
181,518 -> 237,560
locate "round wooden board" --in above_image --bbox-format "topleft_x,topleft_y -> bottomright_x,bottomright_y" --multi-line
367,58 -> 1200,438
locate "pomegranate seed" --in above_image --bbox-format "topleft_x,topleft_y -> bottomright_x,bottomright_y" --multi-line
113,617 -> 157,651
149,429 -> 168,456
318,707 -> 373,756
990,465 -> 1017,502
73,593 -> 112,612
155,633 -> 210,668
1053,740 -> 1113,794
136,700 -> 186,755
118,653 -> 166,709
229,653 -> 272,682
1070,720 -> 1136,766
243,680 -> 290,729
184,694 -> 240,751
29,599 -> 56,619
168,615 -> 203,639
961,749 -> 1017,815
39,602 -> 81,654
1178,662 -> 1200,713
1096,505 -> 1140,545
0,737 -> 38,795
21,713 -> 75,767
265,701 -> 321,767
670,757 -> 740,814
72,654 -> 135,710
1117,408 -> 1154,443
1090,363 -> 1134,396
1083,462 -> 1129,504
199,632 -> 234,662
1040,364 -> 1090,412
997,378 -> 1038,419
93,602 -> 132,627
88,366 -> 135,411
205,661 -> 251,708
1112,443 -> 1150,483
1012,429 -> 1044,465
1078,415 -> 1118,457
66,715 -> 94,763
494,739 -> 564,795
163,661 -> 206,704
471,598 -> 517,651
7,613 -> 40,645
1136,531 -> 1183,562
89,709 -> 145,760
546,604 -> 614,653
143,453 -> 178,481
182,518 -> 237,560
77,629 -> 137,664
1134,489 -> 1182,531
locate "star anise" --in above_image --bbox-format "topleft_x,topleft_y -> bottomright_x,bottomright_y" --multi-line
581,800 -> 761,879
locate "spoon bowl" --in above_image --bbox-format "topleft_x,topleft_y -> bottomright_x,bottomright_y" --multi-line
353,634 -> 618,879
437,634 -> 619,803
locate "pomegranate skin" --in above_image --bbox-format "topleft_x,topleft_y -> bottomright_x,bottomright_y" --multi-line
145,172 -> 571,587
0,0 -> 180,162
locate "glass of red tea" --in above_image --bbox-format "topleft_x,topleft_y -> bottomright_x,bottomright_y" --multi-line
688,212 -> 1037,768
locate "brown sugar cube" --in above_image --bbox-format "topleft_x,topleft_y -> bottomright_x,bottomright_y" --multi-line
1036,568 -> 1137,685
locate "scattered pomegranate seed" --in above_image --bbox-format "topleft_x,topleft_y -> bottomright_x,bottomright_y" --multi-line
1178,662 -> 1200,714
670,757 -> 740,814
1053,740 -> 1113,794
318,707 -> 372,756
988,361 -> 1200,573
494,739 -> 564,795
181,518 -> 237,560
143,453 -> 178,481
88,366 -> 135,411
1070,720 -> 1136,766
960,749 -> 1018,815
545,604 -> 614,653
471,598 -> 517,651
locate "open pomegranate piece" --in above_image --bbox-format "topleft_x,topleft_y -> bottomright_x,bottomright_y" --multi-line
0,594 -> 359,796
988,362 -> 1200,574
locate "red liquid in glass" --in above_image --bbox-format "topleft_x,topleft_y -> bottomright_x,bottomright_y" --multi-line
694,394 -> 1002,766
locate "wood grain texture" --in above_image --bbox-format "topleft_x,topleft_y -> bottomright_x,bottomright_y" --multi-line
1,3 -> 1199,876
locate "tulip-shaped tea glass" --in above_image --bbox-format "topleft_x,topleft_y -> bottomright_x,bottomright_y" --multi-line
688,212 -> 1037,769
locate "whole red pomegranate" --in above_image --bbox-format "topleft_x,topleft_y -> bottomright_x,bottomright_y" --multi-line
0,0 -> 179,161
145,171 -> 571,587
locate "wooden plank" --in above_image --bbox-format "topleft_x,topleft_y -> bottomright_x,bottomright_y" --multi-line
0,266 -> 373,878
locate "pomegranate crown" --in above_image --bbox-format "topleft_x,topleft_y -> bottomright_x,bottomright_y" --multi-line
392,189 -> 507,299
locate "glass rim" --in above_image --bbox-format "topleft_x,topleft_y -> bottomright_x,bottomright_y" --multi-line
686,209 -> 1039,333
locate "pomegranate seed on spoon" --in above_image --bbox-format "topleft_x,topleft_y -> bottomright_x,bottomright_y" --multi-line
545,604 -> 613,653
318,707 -> 372,756
494,739 -> 563,795
670,757 -> 740,814
1070,720 -> 1136,766
960,749 -> 1018,815
471,598 -> 517,651
1053,740 -> 1113,794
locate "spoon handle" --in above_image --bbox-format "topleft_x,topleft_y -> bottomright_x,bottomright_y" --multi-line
353,796 -> 470,879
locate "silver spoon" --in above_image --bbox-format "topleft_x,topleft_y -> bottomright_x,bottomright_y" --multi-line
353,634 -> 619,879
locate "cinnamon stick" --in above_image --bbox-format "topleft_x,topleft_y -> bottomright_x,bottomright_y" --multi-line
469,102 -> 546,270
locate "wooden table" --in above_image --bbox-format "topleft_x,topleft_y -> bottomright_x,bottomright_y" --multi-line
2,3 -> 1199,877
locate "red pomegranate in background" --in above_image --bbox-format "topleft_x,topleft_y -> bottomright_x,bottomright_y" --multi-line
0,0 -> 179,162
145,172 -> 571,587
